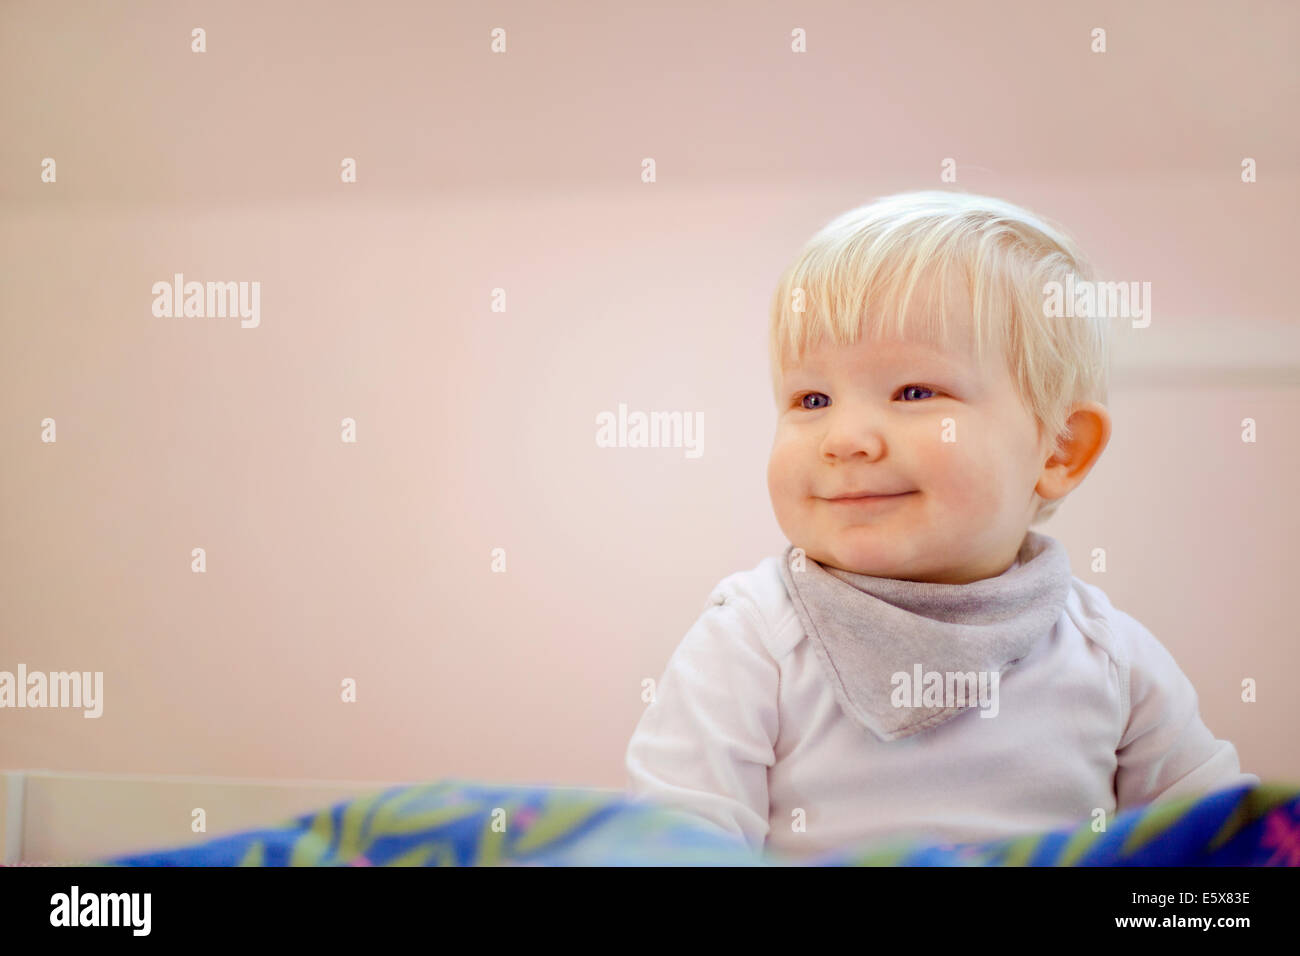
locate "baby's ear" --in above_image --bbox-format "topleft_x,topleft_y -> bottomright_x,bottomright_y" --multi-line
1038,404 -> 1111,500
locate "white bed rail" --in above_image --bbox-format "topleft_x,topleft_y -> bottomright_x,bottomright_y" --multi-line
0,769 -> 413,864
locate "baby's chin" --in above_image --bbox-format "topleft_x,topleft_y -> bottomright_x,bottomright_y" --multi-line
803,538 -> 913,578
815,542 -> 995,584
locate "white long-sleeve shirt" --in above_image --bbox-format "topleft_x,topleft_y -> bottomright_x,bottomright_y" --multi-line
625,553 -> 1258,858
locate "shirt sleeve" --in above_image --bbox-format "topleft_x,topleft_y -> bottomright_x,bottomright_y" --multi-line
624,589 -> 780,851
1114,617 -> 1259,810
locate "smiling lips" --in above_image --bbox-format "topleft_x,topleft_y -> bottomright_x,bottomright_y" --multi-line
825,490 -> 915,500
823,491 -> 916,507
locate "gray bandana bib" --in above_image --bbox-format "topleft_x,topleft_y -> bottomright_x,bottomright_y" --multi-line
778,531 -> 1072,742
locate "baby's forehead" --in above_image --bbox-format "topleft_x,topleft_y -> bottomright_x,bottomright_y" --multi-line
784,334 -> 982,376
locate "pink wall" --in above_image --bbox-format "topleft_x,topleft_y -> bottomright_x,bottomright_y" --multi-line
2,0 -> 1296,786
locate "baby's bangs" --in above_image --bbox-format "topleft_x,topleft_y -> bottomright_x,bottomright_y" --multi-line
773,235 -> 988,374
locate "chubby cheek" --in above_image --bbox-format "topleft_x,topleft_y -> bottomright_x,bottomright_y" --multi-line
766,436 -> 809,529
924,434 -> 1006,516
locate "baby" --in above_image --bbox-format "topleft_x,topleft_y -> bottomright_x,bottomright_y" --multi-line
624,190 -> 1258,859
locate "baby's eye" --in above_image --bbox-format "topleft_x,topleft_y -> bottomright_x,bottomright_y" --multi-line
898,384 -> 938,401
797,392 -> 831,410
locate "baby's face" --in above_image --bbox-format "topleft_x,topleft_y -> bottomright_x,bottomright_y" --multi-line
767,286 -> 1053,584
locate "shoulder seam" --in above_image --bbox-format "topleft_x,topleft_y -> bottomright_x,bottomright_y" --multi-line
1066,577 -> 1132,731
713,588 -> 767,637
709,556 -> 802,662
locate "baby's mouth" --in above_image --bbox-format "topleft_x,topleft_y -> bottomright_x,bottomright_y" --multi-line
821,491 -> 917,507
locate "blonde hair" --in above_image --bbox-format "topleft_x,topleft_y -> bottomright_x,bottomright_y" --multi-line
769,190 -> 1110,526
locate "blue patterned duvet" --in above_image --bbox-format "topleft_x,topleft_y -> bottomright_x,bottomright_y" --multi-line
94,779 -> 1300,866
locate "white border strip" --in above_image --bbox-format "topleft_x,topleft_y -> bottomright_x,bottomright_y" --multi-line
1,772 -> 25,864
